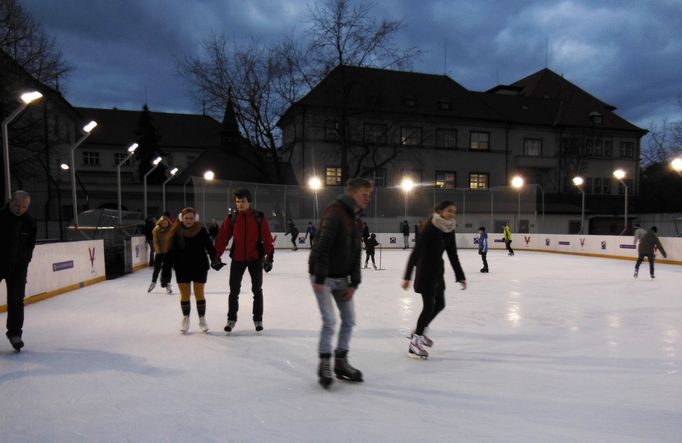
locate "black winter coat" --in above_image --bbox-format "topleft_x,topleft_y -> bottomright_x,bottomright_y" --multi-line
309,194 -> 363,287
172,224 -> 216,283
403,220 -> 465,293
0,205 -> 37,273
364,237 -> 379,254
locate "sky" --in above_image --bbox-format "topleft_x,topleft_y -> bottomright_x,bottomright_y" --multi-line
21,0 -> 682,132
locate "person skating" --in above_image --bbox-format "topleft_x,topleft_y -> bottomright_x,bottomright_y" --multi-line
478,226 -> 489,273
503,222 -> 514,256
286,218 -> 299,250
305,221 -> 316,248
401,201 -> 467,359
400,220 -> 410,249
0,191 -> 37,351
149,215 -> 175,294
171,208 -> 217,334
364,233 -> 379,269
634,226 -> 667,279
309,177 -> 373,388
213,189 -> 274,334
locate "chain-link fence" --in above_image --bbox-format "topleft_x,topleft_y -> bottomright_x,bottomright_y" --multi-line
191,178 -> 541,234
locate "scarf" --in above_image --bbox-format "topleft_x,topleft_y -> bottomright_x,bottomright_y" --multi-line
174,221 -> 204,238
431,212 -> 455,233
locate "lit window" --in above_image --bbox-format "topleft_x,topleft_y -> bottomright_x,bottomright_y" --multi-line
325,166 -> 343,186
469,173 -> 489,189
470,131 -> 490,150
435,171 -> 456,188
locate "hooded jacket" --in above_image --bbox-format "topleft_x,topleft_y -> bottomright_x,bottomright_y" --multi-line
638,230 -> 667,257
152,216 -> 174,254
214,208 -> 274,262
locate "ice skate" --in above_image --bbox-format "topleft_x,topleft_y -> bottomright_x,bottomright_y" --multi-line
651,274 -> 655,279
199,317 -> 209,333
147,282 -> 156,293
166,284 -> 173,294
364,263 -> 368,269
421,329 -> 434,347
224,320 -> 236,334
633,270 -> 638,278
480,267 -> 489,273
334,350 -> 363,382
254,321 -> 263,333
180,316 -> 190,334
372,263 -> 377,270
408,334 -> 428,359
318,355 -> 333,389
8,336 -> 23,352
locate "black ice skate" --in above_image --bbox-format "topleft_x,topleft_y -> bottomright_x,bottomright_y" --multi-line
8,336 -> 23,352
224,320 -> 236,334
254,321 -> 263,332
334,349 -> 363,382
634,270 -> 638,278
318,354 -> 333,389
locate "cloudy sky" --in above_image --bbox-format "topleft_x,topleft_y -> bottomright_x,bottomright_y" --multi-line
22,0 -> 682,131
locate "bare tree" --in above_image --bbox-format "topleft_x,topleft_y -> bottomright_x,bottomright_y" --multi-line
643,102 -> 682,165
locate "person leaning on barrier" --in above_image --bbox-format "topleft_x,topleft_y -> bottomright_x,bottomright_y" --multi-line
0,191 -> 37,352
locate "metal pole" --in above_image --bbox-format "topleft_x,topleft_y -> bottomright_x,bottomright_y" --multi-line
624,184 -> 628,234
161,172 -> 177,214
117,151 -> 135,225
183,176 -> 192,207
517,190 -> 521,232
202,182 -> 206,221
69,133 -> 89,227
490,190 -> 494,232
462,189 -> 466,231
2,103 -> 29,201
143,164 -> 160,220
580,188 -> 585,234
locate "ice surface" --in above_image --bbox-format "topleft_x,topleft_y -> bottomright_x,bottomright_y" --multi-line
1,249 -> 680,443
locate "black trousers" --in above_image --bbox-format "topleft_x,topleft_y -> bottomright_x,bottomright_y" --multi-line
480,251 -> 488,269
1,266 -> 28,338
505,239 -> 514,254
635,253 -> 655,275
365,250 -> 376,264
151,252 -> 173,286
228,260 -> 264,321
415,283 -> 445,336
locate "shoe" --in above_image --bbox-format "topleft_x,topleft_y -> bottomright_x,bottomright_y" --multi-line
334,349 -> 363,382
364,263 -> 368,269
199,317 -> 209,333
634,270 -> 638,278
166,284 -> 173,294
408,334 -> 428,359
480,268 -> 489,273
8,336 -> 23,352
372,264 -> 377,270
180,316 -> 190,334
318,354 -> 333,389
147,282 -> 156,293
421,329 -> 434,347
224,320 -> 236,334
651,274 -> 655,279
254,321 -> 263,332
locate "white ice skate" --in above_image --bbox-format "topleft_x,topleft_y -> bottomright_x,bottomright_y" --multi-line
199,317 -> 209,333
180,316 -> 190,334
147,282 -> 156,293
420,329 -> 434,347
166,284 -> 173,294
408,334 -> 428,359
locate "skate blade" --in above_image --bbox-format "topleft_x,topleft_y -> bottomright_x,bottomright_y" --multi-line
408,352 -> 428,360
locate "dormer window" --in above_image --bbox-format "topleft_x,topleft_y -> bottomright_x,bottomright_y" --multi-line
588,112 -> 603,125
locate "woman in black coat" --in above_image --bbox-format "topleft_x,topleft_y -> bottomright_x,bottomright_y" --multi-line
401,200 -> 466,359
171,207 -> 217,334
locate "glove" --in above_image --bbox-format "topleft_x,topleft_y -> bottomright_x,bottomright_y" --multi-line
263,255 -> 273,273
211,260 -> 226,271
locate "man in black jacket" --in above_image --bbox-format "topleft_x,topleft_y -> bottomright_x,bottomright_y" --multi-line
0,191 -> 37,351
309,177 -> 372,388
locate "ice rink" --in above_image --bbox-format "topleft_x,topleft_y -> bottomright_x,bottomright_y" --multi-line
1,248 -> 680,443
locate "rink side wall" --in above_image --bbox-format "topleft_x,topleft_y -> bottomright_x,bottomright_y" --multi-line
1,240 -> 106,311
274,232 -> 682,265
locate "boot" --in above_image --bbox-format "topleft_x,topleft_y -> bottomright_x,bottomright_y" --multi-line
409,334 -> 428,359
224,320 -> 236,334
180,316 -> 190,334
199,317 -> 209,333
318,353 -> 333,389
166,284 -> 173,294
254,321 -> 263,332
334,349 -> 363,382
147,282 -> 156,293
372,263 -> 377,270
8,335 -> 23,352
421,328 -> 434,347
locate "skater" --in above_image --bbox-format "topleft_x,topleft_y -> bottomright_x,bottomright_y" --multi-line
286,218 -> 299,250
503,222 -> 514,256
170,207 -> 217,334
364,233 -> 379,269
634,226 -> 667,279
0,191 -> 36,351
305,221 -> 317,248
633,223 -> 646,245
400,220 -> 410,249
149,215 -> 175,294
401,200 -> 466,359
213,189 -> 274,333
144,216 -> 157,265
478,226 -> 489,273
309,177 -> 373,388
362,222 -> 370,244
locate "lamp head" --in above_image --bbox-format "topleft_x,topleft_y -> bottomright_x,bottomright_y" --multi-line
308,176 -> 322,190
400,177 -> 415,192
82,120 -> 98,133
572,176 -> 584,186
671,157 -> 682,173
511,176 -> 524,189
170,167 -> 179,176
152,156 -> 162,166
127,143 -> 139,153
60,163 -> 70,170
20,91 -> 43,104
613,169 -> 626,180
204,170 -> 215,181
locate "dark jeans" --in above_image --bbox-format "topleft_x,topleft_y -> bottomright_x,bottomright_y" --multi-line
480,251 -> 488,269
365,251 -> 375,264
228,260 -> 264,321
505,239 -> 514,254
1,266 -> 28,338
309,237 -> 314,248
151,252 -> 173,286
415,283 -> 445,335
635,253 -> 655,275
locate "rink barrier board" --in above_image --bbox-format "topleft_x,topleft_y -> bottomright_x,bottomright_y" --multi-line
0,276 -> 107,313
519,248 -> 682,265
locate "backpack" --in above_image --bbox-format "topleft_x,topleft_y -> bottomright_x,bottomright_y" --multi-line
228,210 -> 266,259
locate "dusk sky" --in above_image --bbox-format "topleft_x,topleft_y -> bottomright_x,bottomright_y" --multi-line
22,0 -> 682,132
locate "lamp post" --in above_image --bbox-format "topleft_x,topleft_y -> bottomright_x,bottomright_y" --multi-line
613,169 -> 628,235
69,120 -> 98,226
511,175 -> 524,231
183,175 -> 193,207
573,176 -> 585,234
202,170 -> 214,221
117,143 -> 138,224
535,184 -> 545,233
162,167 -> 179,214
400,177 -> 415,218
308,176 -> 322,226
2,91 -> 43,201
143,156 -> 162,219
671,157 -> 682,176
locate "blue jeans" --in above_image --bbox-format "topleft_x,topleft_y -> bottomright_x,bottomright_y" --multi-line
635,253 -> 655,276
311,275 -> 355,355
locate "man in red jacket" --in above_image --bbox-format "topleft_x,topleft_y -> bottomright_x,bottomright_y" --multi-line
214,189 -> 274,333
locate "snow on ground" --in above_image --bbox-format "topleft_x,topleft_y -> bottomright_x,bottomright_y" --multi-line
1,249 -> 680,443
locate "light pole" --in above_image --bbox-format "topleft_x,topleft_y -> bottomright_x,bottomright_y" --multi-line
573,176 -> 585,234
2,91 -> 43,201
308,176 -> 322,226
511,176 -> 524,232
69,120 -> 98,226
117,143 -> 138,224
671,157 -> 682,176
143,156 -> 162,219
162,167 -> 179,214
183,175 -> 193,207
613,169 -> 628,235
535,184 -> 545,233
400,177 -> 415,218
202,170 -> 214,222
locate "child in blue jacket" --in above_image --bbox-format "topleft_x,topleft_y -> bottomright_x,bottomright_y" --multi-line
478,226 -> 489,273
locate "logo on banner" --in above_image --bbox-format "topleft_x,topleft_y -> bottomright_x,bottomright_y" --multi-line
473,237 -> 479,245
135,245 -> 140,258
579,238 -> 585,248
89,247 -> 96,270
601,241 -> 607,250
545,238 -> 550,246
559,241 -> 570,246
389,237 -> 396,244
524,236 -> 531,245
298,236 -> 305,244
619,244 -> 636,250
53,260 -> 74,272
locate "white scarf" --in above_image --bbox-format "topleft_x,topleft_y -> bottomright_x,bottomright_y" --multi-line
431,212 -> 455,233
